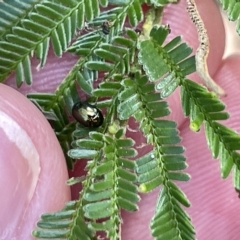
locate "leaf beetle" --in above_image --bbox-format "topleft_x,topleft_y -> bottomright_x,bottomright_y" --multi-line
72,101 -> 104,128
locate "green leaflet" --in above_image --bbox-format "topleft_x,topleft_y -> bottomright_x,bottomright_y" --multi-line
35,37 -> 50,67
219,0 -> 240,35
76,71 -> 93,96
68,149 -> 98,159
16,57 -> 30,87
139,39 -> 169,80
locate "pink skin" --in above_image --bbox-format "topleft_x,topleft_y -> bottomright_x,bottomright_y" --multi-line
2,0 -> 240,239
0,84 -> 70,239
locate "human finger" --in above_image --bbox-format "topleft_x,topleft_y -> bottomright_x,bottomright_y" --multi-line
0,84 -> 71,239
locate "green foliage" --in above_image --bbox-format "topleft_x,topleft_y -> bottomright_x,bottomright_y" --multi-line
1,1 -> 240,240
138,26 -> 195,97
218,0 -> 240,34
181,80 -> 240,178
32,201 -> 95,239
34,126 -> 139,240
0,0 -> 105,85
119,72 -> 194,238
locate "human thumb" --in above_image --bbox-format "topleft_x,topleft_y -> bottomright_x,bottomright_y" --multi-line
0,84 -> 70,239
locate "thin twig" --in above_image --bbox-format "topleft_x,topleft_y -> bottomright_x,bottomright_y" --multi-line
186,0 -> 225,96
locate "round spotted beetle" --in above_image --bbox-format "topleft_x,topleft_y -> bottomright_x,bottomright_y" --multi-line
72,101 -> 103,128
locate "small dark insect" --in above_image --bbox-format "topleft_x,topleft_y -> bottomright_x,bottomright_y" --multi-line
72,101 -> 104,128
167,24 -> 171,33
135,28 -> 141,35
102,21 -> 111,35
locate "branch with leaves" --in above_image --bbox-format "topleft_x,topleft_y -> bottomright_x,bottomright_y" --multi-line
1,0 -> 240,239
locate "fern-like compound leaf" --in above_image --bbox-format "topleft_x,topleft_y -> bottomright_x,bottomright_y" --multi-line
32,201 -> 95,239
72,29 -> 138,77
151,187 -> 195,239
0,0 -> 103,85
118,71 -> 194,239
181,79 -> 240,180
66,126 -> 139,239
138,25 -> 195,98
